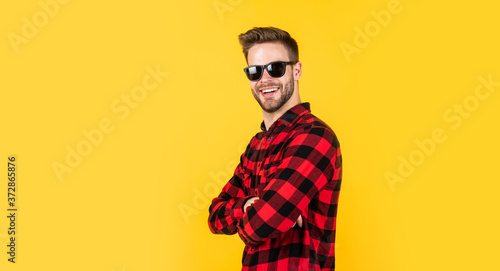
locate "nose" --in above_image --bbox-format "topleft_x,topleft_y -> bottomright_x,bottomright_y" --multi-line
259,68 -> 273,81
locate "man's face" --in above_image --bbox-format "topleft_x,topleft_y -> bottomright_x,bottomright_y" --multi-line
246,42 -> 296,113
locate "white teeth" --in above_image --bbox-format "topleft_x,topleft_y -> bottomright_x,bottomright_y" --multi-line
262,87 -> 278,94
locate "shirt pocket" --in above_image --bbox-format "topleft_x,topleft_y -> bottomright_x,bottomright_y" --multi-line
257,160 -> 281,194
242,166 -> 258,196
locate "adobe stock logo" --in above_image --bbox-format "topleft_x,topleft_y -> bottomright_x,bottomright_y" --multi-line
178,136 -> 251,224
340,0 -> 406,64
385,74 -> 499,192
7,0 -> 71,53
51,64 -> 168,182
213,0 -> 244,21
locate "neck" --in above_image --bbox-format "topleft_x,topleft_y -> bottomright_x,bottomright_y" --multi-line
262,94 -> 301,131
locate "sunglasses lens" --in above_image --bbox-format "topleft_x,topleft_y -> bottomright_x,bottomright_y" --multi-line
268,62 -> 287,78
245,62 -> 291,81
245,66 -> 263,81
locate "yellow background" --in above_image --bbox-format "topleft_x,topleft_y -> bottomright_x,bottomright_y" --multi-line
1,0 -> 499,270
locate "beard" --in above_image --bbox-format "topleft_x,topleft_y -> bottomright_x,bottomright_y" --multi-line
252,76 -> 294,113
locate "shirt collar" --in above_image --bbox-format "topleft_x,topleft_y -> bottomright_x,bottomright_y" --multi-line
260,102 -> 311,133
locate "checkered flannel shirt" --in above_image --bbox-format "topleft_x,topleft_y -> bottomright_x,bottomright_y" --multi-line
208,103 -> 342,270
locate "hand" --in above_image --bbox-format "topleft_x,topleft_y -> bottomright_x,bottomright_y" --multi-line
243,197 -> 259,213
292,215 -> 303,228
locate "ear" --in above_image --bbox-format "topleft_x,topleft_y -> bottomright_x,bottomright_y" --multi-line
293,61 -> 302,80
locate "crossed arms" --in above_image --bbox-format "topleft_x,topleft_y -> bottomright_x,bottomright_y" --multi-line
208,126 -> 341,246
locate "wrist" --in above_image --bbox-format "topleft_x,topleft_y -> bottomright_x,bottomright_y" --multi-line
243,196 -> 259,213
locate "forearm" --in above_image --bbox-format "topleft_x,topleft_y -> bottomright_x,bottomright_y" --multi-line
236,191 -> 306,246
236,142 -> 337,245
208,196 -> 253,235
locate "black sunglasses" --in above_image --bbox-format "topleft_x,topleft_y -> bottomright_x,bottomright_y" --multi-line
243,61 -> 297,81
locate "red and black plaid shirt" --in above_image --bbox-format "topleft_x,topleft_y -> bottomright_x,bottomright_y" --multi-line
208,103 -> 342,271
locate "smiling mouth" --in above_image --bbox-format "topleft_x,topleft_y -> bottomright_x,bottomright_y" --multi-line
259,86 -> 279,97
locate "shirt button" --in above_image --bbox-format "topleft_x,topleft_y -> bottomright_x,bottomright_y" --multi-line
250,247 -> 254,252
255,191 -> 258,195
267,137 -> 271,141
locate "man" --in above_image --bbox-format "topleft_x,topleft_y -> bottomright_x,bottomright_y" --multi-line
208,26 -> 342,271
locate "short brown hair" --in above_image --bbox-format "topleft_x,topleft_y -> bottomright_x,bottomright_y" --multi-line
238,27 -> 299,63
